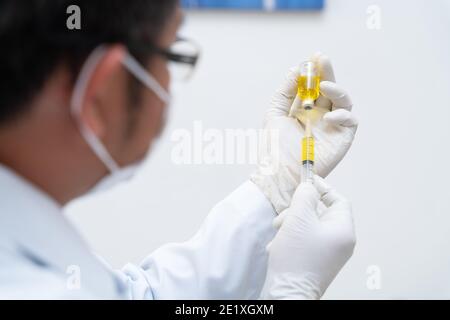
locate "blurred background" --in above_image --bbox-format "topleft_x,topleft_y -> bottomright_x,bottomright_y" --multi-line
65,0 -> 450,299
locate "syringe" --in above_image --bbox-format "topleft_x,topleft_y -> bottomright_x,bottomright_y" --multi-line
301,117 -> 315,184
296,61 -> 320,184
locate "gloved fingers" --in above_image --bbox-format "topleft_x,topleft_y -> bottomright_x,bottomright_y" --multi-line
311,53 -> 335,110
268,66 -> 301,118
268,54 -> 338,118
311,52 -> 336,82
289,182 -> 320,220
265,240 -> 273,253
315,95 -> 332,110
288,95 -> 302,117
273,211 -> 284,229
273,209 -> 289,229
313,175 -> 349,209
320,81 -> 353,111
323,109 -> 358,128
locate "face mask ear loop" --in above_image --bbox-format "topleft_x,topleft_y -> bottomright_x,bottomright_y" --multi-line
70,45 -> 120,173
121,53 -> 171,105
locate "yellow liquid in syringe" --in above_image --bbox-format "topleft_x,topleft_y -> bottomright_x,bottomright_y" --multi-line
301,136 -> 315,163
301,116 -> 315,183
297,75 -> 320,103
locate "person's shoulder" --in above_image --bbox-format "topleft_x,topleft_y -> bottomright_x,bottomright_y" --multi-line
0,245 -> 95,299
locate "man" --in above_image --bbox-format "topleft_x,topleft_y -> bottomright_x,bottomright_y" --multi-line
0,0 -> 358,299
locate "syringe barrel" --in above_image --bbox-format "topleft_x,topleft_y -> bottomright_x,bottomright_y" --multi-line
301,136 -> 314,162
301,135 -> 315,184
301,161 -> 314,184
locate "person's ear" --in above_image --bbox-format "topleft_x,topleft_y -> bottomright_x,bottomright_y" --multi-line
79,45 -> 127,138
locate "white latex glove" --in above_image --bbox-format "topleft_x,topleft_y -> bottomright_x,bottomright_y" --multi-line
251,53 -> 358,214
260,176 -> 356,300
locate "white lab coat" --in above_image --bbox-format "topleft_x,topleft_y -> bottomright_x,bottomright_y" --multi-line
0,164 -> 276,299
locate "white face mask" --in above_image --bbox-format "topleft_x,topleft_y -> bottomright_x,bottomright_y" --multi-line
70,45 -> 171,193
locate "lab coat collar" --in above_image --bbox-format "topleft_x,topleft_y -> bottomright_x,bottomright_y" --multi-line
0,164 -> 121,298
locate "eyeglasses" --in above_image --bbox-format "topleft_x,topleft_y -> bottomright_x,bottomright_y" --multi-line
133,37 -> 201,81
43,32 -> 201,81
159,37 -> 201,81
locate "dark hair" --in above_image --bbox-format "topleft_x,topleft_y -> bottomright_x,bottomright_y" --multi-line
0,0 -> 178,125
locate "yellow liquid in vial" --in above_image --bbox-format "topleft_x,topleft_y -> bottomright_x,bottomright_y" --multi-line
297,75 -> 320,102
301,136 -> 315,163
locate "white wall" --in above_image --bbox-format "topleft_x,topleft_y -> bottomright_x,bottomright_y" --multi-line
65,0 -> 450,299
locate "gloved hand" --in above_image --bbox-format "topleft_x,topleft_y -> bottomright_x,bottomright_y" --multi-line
250,53 -> 358,213
260,176 -> 356,300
